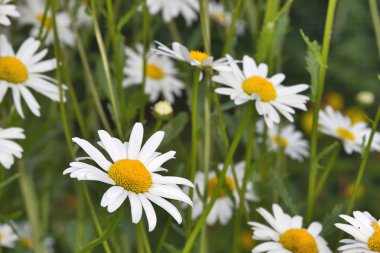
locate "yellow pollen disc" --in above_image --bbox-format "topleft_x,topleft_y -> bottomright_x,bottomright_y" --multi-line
272,135 -> 288,147
146,64 -> 165,80
189,50 -> 209,64
208,176 -> 236,197
0,232 -> 3,241
242,76 -> 277,102
19,237 -> 33,249
37,14 -> 52,28
212,13 -> 227,24
368,222 -> 380,251
279,229 -> 318,253
336,128 -> 355,141
0,57 -> 29,83
108,159 -> 152,193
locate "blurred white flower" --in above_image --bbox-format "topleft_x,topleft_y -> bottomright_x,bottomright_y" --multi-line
0,35 -> 66,118
64,123 -> 194,231
209,1 -> 245,36
0,127 -> 25,169
0,223 -> 18,248
0,0 -> 19,26
16,221 -> 55,253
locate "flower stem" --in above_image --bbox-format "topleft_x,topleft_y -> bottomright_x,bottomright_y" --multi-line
183,105 -> 253,253
369,0 -> 380,57
222,0 -> 244,55
346,106 -> 380,214
306,0 -> 337,224
140,1 -> 150,122
137,222 -> 152,253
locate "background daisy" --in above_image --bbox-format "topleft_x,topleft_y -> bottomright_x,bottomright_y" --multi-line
123,44 -> 184,104
64,123 -> 193,231
0,35 -> 66,118
0,223 -> 18,248
0,127 -> 25,169
0,0 -> 19,26
209,1 -> 245,36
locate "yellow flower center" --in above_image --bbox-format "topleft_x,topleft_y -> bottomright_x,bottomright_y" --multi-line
146,64 -> 164,80
0,57 -> 29,83
189,50 -> 209,64
212,13 -> 227,24
272,135 -> 288,147
37,14 -> 52,29
208,176 -> 236,197
336,128 -> 355,141
368,222 -> 380,252
108,159 -> 152,193
279,229 -> 318,253
0,232 -> 3,242
242,76 -> 277,102
19,237 -> 33,249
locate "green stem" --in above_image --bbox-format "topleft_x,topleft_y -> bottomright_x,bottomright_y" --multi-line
137,222 -> 152,253
369,0 -> 380,57
306,0 -> 337,223
222,0 -> 244,55
183,105 -> 253,253
315,144 -> 340,197
155,221 -> 170,253
346,106 -> 380,214
90,0 -> 123,138
168,21 -> 183,43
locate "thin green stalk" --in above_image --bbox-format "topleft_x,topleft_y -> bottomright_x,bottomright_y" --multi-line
306,0 -> 337,223
168,21 -> 183,43
315,144 -> 340,197
222,0 -> 244,55
155,221 -> 170,253
346,106 -> 380,214
199,0 -> 210,53
183,105 -> 253,253
90,0 -> 123,137
137,222 -> 152,253
369,0 -> 380,57
151,120 -> 163,134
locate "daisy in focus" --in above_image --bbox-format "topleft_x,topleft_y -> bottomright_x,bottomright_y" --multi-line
146,0 -> 199,26
209,1 -> 245,36
123,44 -> 184,104
154,41 -> 228,71
319,106 -> 380,154
249,204 -> 332,253
63,122 -> 194,231
18,0 -> 75,47
0,35 -> 66,118
213,55 -> 309,128
0,127 -> 25,169
256,120 -> 309,161
0,223 -> 18,248
335,211 -> 380,252
191,161 -> 259,225
0,0 -> 19,26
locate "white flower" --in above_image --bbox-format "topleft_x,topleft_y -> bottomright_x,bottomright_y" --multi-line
0,223 -> 18,248
356,91 -> 375,106
152,100 -> 173,120
0,127 -> 25,169
213,55 -> 309,128
16,221 -> 55,252
208,1 -> 245,36
146,0 -> 199,26
123,44 -> 184,104
154,41 -> 228,71
256,120 -> 309,161
0,0 -> 19,26
319,106 -> 380,154
191,161 -> 259,225
335,211 -> 380,252
63,122 -> 194,231
0,35 -> 66,118
249,204 -> 332,253
75,2 -> 91,27
18,0 -> 75,47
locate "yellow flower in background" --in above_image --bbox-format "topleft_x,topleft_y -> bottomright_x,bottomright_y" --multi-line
323,91 -> 345,110
343,182 -> 365,199
300,110 -> 313,134
240,230 -> 255,251
345,107 -> 367,124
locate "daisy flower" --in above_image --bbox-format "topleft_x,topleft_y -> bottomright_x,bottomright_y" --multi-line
0,0 -> 20,26
74,1 -> 91,27
0,127 -> 25,169
16,221 -> 55,253
146,0 -> 199,26
0,223 -> 18,248
319,106 -> 380,154
191,161 -> 259,225
123,44 -> 184,104
18,0 -> 75,47
209,1 -> 245,36
335,211 -> 380,252
249,204 -> 332,253
154,41 -> 228,71
63,122 -> 194,231
256,120 -> 309,161
0,35 -> 66,118
213,55 -> 309,128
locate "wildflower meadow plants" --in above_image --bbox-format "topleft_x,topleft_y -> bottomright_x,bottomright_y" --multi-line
0,0 -> 380,252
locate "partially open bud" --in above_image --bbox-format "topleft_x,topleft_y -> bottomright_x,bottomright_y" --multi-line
356,91 -> 375,106
152,101 -> 173,121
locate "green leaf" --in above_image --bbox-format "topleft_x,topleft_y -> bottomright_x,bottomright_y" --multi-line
316,141 -> 340,162
270,170 -> 299,215
255,22 -> 275,62
163,243 -> 182,253
0,173 -> 20,190
321,203 -> 344,236
161,112 -> 189,145
300,30 -> 323,102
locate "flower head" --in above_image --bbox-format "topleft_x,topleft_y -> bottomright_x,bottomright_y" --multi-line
209,1 -> 245,36
249,204 -> 332,253
152,100 -> 173,120
0,127 -> 25,169
213,55 -> 309,128
0,223 -> 18,248
63,122 -> 193,231
356,90 -> 375,106
0,35 -> 66,118
0,0 -> 20,26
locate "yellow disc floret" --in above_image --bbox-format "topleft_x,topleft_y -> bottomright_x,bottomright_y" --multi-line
37,14 -> 52,29
189,50 -> 209,64
19,237 -> 33,249
242,76 -> 277,102
108,159 -> 152,193
279,229 -> 318,253
0,57 -> 29,84
368,222 -> 380,251
336,128 -> 355,141
208,176 -> 236,197
272,135 -> 288,147
146,64 -> 164,80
